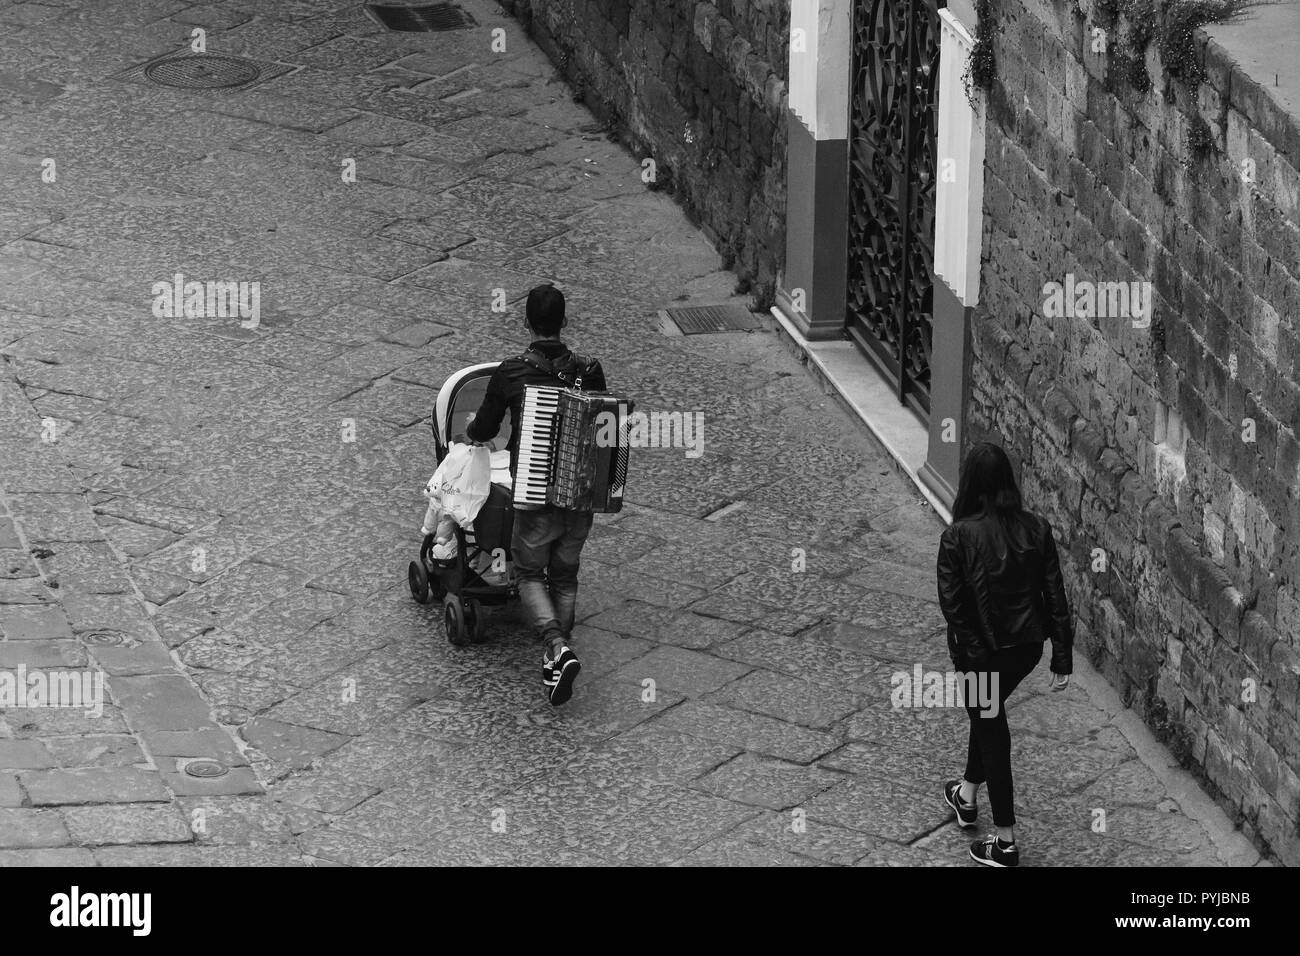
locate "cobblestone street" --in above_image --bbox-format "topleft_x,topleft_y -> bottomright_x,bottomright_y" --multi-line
0,0 -> 1255,865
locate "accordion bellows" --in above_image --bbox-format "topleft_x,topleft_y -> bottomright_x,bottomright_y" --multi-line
514,385 -> 633,513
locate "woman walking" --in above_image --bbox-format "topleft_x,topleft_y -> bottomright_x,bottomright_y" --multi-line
936,442 -> 1074,866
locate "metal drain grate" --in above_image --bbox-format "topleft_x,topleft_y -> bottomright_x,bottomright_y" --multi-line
83,630 -> 126,646
661,304 -> 762,335
112,51 -> 291,92
183,759 -> 229,779
364,2 -> 477,31
146,54 -> 260,89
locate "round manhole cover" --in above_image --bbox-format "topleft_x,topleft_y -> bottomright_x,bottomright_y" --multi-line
145,54 -> 260,90
184,759 -> 229,778
83,630 -> 125,646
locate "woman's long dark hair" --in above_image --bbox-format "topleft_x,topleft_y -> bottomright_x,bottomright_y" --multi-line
952,441 -> 1024,522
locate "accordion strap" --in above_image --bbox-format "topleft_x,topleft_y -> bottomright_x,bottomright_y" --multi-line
518,348 -> 592,390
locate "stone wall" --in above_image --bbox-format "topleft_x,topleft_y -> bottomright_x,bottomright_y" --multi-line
499,0 -> 789,300
967,0 -> 1300,863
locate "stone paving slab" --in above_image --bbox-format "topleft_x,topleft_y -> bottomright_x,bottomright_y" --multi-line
61,804 -> 192,846
707,669 -> 863,730
91,845 -> 309,866
674,832 -> 825,867
0,0 -> 1251,867
730,809 -> 884,865
802,776 -> 940,844
175,796 -> 299,845
0,739 -> 57,770
89,641 -> 176,677
158,765 -> 263,798
0,847 -> 98,866
0,641 -> 89,669
20,767 -> 170,806
43,735 -> 148,770
693,753 -> 844,811
0,604 -> 75,641
0,808 -> 72,848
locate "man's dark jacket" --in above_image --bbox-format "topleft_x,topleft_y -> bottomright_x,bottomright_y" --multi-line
936,510 -> 1073,674
465,339 -> 606,474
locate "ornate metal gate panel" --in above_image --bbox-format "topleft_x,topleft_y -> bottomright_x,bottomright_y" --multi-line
846,0 -> 940,417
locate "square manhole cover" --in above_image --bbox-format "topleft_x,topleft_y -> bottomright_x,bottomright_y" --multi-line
660,304 -> 763,335
112,51 -> 292,92
364,2 -> 477,31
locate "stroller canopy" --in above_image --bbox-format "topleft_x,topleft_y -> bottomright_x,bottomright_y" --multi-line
434,362 -> 498,448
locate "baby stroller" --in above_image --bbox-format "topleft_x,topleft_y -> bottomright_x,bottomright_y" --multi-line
407,362 -> 517,645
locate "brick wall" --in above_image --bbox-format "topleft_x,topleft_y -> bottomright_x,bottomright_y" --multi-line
967,0 -> 1300,863
500,0 -> 789,299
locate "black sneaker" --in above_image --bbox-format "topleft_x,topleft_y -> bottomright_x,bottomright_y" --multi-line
542,645 -> 580,706
943,780 -> 978,829
969,836 -> 1020,867
540,632 -> 563,687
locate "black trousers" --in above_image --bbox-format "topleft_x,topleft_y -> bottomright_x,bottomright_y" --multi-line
962,642 -> 1043,828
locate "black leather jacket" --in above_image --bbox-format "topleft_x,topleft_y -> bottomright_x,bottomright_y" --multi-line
936,510 -> 1073,674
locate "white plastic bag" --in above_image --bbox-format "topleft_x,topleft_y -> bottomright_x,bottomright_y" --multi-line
439,442 -> 492,527
419,479 -> 442,536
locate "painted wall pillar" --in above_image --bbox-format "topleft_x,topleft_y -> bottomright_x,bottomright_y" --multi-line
920,4 -> 985,508
777,0 -> 851,341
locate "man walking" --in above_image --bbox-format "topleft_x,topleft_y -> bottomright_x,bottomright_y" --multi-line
465,284 -> 606,705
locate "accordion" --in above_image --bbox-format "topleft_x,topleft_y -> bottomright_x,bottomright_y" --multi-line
514,385 -> 633,513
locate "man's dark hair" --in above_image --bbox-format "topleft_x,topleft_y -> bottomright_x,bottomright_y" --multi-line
526,284 -> 565,336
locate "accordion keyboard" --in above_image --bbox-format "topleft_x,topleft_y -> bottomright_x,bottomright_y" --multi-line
513,385 -> 561,509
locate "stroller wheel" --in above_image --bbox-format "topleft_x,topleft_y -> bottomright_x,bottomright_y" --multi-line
465,598 -> 484,643
444,595 -> 470,646
408,561 -> 430,604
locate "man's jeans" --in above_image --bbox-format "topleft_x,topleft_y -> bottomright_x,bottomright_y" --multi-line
511,506 -> 594,643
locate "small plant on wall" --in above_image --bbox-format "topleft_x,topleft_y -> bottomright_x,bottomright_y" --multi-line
963,0 -> 997,105
1094,0 -> 1264,169
1091,0 -> 1158,94
1158,0 -> 1256,89
1101,0 -> 1262,96
1118,0 -> 1158,93
967,0 -> 1253,101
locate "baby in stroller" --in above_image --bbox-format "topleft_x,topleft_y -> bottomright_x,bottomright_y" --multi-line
407,362 -> 518,645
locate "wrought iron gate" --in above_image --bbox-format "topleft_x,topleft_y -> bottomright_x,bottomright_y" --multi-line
846,0 -> 941,418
